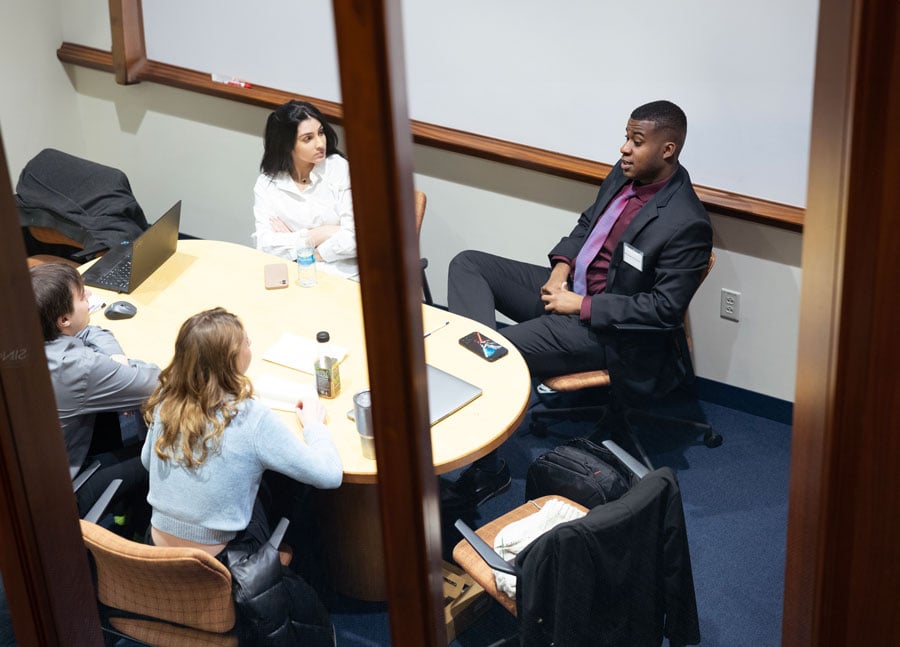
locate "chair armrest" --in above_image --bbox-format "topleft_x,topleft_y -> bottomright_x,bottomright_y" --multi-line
72,460 -> 101,493
454,519 -> 517,575
267,517 -> 290,550
601,439 -> 650,479
611,322 -> 683,333
83,479 -> 122,524
420,258 -> 434,305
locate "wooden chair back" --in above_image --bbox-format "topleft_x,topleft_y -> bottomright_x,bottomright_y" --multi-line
80,520 -> 237,646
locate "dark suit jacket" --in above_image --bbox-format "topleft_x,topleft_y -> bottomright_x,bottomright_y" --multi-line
515,468 -> 701,647
549,162 -> 712,399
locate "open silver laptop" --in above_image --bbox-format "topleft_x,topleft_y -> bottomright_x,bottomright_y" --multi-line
426,364 -> 482,425
82,201 -> 181,293
348,364 -> 482,426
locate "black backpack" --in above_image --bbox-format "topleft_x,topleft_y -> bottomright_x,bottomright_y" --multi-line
525,438 -> 635,508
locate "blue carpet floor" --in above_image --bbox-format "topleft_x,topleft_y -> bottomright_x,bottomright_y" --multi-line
86,388 -> 790,646
331,390 -> 792,646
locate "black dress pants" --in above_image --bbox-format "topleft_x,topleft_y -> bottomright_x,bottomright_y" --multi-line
447,250 -> 607,378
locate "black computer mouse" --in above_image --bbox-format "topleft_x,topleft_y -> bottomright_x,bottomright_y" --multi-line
104,301 -> 138,320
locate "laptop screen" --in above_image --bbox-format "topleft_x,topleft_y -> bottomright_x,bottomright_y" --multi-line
128,200 -> 181,290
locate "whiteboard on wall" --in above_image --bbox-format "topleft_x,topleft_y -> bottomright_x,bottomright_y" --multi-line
141,0 -> 819,207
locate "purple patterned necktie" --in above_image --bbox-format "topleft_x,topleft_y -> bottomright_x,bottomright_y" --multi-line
572,188 -> 635,295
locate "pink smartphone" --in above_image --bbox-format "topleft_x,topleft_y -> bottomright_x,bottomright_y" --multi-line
263,263 -> 289,289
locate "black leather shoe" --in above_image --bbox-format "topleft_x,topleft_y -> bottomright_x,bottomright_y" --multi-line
445,460 -> 512,507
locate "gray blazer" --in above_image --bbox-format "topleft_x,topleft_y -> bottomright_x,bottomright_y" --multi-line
45,326 -> 159,477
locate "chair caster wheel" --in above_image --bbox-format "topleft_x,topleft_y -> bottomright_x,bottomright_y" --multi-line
704,430 -> 723,448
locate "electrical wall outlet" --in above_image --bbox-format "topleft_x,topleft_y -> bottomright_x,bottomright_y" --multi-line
720,288 -> 741,322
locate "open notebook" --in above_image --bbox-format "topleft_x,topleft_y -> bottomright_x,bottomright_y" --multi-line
262,333 -> 349,375
253,374 -> 317,412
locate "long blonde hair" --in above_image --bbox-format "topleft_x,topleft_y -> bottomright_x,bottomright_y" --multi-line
144,308 -> 253,468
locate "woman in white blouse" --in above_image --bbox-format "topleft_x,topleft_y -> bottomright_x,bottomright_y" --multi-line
253,100 -> 357,278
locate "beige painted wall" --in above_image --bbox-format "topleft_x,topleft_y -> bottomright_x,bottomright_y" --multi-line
1,0 -> 801,401
0,0 -> 83,173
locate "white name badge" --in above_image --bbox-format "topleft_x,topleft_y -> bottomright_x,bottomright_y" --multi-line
623,243 -> 644,271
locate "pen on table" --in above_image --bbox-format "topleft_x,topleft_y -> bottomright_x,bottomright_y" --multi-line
88,297 -> 106,314
423,321 -> 450,338
211,73 -> 252,88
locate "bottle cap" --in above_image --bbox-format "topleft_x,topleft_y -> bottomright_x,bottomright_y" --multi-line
316,331 -> 330,343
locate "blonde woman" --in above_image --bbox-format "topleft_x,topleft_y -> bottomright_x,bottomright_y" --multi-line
141,307 -> 342,558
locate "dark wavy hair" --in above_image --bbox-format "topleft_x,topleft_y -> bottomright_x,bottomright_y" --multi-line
259,100 -> 343,177
631,100 -> 688,154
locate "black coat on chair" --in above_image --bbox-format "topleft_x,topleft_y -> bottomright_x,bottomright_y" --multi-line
515,467 -> 701,647
16,148 -> 148,263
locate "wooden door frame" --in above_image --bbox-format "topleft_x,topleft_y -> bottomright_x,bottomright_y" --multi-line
3,0 -> 900,644
782,0 -> 900,643
0,135 -> 103,642
330,1 -> 445,644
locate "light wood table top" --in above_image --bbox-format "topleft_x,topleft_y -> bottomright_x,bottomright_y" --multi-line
82,239 -> 531,484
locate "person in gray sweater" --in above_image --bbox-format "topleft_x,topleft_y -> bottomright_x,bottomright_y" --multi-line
30,262 -> 159,530
141,307 -> 343,558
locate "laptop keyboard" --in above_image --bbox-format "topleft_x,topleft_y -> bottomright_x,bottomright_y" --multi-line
97,258 -> 132,291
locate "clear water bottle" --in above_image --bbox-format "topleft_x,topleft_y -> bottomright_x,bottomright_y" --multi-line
295,228 -> 317,287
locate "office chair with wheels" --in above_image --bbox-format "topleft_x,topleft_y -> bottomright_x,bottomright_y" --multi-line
452,440 -> 699,646
413,189 -> 434,305
530,252 -> 722,467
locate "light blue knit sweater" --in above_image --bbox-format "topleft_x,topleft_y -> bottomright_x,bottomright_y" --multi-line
141,398 -> 343,544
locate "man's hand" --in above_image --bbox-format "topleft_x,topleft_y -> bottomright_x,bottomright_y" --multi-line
542,285 -> 584,315
540,263 -> 571,297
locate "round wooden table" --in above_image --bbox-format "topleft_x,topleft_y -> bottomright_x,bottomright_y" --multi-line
85,239 -> 531,599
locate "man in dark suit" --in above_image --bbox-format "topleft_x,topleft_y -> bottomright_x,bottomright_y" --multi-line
445,100 -> 712,504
